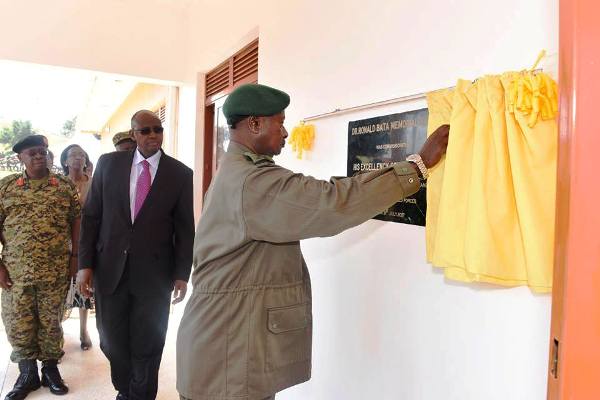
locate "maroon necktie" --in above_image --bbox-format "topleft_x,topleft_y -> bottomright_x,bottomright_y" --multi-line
134,160 -> 151,219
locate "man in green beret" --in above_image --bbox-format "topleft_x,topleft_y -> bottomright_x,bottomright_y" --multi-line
176,83 -> 449,400
0,135 -> 81,399
112,131 -> 137,152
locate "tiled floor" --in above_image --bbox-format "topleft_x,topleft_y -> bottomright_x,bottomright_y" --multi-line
0,305 -> 186,399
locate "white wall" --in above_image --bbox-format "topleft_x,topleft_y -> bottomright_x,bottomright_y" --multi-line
250,1 -> 557,399
177,85 -> 197,169
184,2 -> 259,82
276,101 -> 551,400
0,0 -> 190,82
0,0 -> 558,398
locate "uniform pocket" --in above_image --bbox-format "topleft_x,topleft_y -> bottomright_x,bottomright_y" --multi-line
265,302 -> 311,372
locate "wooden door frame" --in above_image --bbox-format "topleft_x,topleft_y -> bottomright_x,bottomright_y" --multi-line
547,0 -> 600,398
196,38 -> 258,205
192,84 -> 222,220
203,102 -> 215,197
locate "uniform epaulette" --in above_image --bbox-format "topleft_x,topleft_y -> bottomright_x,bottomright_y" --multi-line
52,173 -> 78,191
255,158 -> 275,167
52,173 -> 71,184
243,152 -> 274,167
0,173 -> 21,190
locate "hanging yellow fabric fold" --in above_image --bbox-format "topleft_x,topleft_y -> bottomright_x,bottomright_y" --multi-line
425,88 -> 454,264
288,121 -> 315,159
426,68 -> 558,293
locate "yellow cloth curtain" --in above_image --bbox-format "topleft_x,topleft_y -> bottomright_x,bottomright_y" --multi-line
426,71 -> 557,293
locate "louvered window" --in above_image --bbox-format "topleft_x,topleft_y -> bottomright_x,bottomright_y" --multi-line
233,42 -> 258,85
158,104 -> 166,124
205,39 -> 258,104
153,103 -> 166,124
206,63 -> 229,101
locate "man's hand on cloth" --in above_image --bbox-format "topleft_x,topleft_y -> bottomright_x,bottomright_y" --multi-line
419,124 -> 450,169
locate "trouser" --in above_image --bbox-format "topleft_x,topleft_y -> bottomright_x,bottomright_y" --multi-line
95,267 -> 171,400
1,280 -> 69,362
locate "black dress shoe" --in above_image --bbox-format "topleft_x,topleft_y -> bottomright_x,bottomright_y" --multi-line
5,359 -> 41,400
40,360 -> 68,395
115,393 -> 129,400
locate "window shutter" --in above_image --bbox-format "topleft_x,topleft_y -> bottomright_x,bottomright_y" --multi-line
152,104 -> 167,125
205,38 -> 258,104
206,62 -> 230,101
233,40 -> 258,86
158,104 -> 166,124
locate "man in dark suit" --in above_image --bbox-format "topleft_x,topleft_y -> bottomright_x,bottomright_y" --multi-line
77,110 -> 194,400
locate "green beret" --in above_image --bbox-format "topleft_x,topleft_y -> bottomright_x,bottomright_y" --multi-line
223,83 -> 290,126
112,131 -> 133,146
12,135 -> 48,153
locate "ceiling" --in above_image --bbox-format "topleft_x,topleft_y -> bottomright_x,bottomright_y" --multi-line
76,76 -> 137,134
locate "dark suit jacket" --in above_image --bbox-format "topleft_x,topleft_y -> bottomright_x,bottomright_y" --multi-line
79,150 -> 194,296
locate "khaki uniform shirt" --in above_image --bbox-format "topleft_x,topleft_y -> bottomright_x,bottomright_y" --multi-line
177,142 -> 419,400
0,172 -> 81,286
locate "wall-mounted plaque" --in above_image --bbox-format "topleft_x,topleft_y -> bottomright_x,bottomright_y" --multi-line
347,108 -> 429,226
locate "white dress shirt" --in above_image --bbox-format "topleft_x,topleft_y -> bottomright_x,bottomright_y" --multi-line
130,149 -> 162,222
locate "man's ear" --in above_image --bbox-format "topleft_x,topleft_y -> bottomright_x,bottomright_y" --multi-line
16,154 -> 23,163
248,116 -> 260,134
129,129 -> 137,142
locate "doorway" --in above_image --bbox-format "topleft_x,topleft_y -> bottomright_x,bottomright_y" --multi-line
200,38 -> 258,196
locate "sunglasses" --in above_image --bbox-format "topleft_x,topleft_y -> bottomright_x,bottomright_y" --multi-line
133,126 -> 164,135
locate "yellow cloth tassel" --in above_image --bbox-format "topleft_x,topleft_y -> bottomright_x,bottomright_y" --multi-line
505,50 -> 558,128
288,122 -> 315,159
506,70 -> 558,127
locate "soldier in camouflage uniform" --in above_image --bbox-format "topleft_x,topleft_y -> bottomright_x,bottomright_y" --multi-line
112,130 -> 136,152
0,135 -> 81,400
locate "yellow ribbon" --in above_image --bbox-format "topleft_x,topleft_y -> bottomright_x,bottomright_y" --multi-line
530,49 -> 546,71
288,121 -> 315,159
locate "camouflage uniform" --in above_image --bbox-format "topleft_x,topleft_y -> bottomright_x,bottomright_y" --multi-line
0,171 -> 81,362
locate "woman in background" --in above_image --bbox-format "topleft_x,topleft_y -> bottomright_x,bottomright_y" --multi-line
60,144 -> 93,350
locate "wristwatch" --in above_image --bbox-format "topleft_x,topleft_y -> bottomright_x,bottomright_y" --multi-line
406,154 -> 429,180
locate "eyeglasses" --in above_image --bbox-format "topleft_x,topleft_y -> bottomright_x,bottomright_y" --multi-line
133,126 -> 164,135
23,149 -> 48,157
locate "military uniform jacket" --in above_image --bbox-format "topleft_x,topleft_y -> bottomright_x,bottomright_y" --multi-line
176,142 -> 420,400
0,172 -> 80,286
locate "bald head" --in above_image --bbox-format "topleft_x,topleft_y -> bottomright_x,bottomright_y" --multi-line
131,110 -> 160,128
